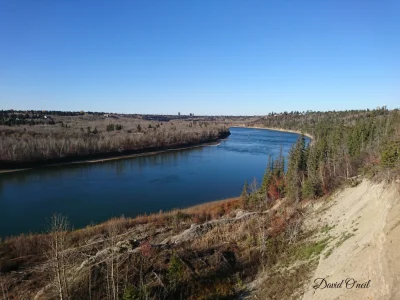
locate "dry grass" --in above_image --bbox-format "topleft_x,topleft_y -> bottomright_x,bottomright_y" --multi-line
1,197 -> 241,266
0,195 -> 319,300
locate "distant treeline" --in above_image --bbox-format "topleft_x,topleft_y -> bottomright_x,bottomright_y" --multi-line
242,108 -> 400,206
0,110 -> 258,126
0,110 -> 96,126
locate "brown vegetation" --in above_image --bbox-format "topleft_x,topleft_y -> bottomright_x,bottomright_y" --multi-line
0,196 -> 312,300
0,114 -> 230,167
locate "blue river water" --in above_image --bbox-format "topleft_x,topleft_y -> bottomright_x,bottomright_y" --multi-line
0,127 -> 306,237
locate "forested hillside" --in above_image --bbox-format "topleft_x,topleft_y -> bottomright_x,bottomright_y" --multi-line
246,108 -> 400,203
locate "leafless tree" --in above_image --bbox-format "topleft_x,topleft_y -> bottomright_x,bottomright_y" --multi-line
105,220 -> 123,300
47,214 -> 70,300
0,269 -> 9,300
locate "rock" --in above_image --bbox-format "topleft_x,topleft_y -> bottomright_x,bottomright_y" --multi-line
235,210 -> 246,218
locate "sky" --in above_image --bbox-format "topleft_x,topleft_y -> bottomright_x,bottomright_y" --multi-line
0,0 -> 399,115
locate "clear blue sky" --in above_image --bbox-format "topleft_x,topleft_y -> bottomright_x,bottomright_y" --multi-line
1,0 -> 399,115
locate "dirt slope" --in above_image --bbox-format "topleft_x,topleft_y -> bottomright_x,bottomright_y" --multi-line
302,180 -> 400,300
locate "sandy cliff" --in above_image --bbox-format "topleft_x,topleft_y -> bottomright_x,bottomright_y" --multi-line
302,180 -> 400,300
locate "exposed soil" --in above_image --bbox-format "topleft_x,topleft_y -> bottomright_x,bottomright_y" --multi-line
301,180 -> 400,300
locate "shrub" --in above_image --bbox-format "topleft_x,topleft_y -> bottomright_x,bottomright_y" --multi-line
240,180 -> 249,208
106,124 -> 115,131
122,284 -> 138,300
167,254 -> 185,288
381,140 -> 400,167
301,180 -> 315,199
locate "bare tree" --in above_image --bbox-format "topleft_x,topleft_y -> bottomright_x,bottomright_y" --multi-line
105,219 -> 122,300
285,216 -> 302,244
47,214 -> 70,300
0,269 -> 9,300
250,178 -> 258,194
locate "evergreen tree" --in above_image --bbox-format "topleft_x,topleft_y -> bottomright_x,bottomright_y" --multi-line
122,284 -> 137,300
167,254 -> 185,289
261,155 -> 273,194
286,135 -> 307,202
240,180 -> 249,208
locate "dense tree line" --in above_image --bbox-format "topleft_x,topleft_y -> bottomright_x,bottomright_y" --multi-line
0,111 -> 55,126
242,108 -> 400,205
0,110 -> 120,126
0,122 -> 229,164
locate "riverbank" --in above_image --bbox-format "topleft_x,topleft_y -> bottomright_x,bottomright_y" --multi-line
232,125 -> 314,141
0,132 -> 230,174
5,177 -> 399,299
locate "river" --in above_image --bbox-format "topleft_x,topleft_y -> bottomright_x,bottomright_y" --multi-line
0,127 -> 307,237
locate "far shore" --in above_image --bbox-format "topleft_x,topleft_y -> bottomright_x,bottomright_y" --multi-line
232,125 -> 314,141
0,139 -> 226,174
